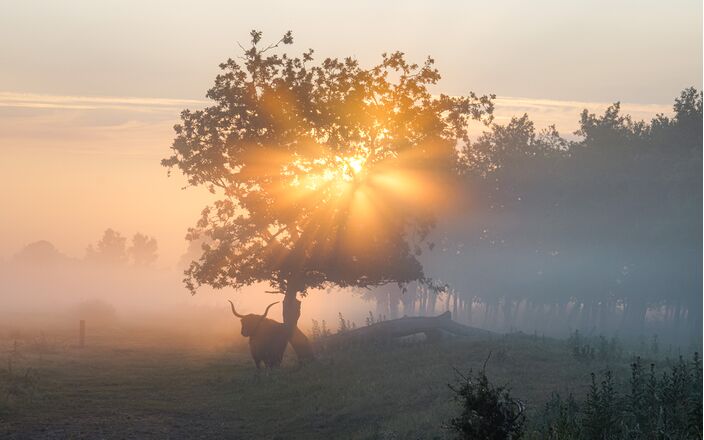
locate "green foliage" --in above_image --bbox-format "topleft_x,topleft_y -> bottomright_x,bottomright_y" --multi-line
447,364 -> 526,439
433,88 -> 703,339
582,370 -> 620,439
567,330 -> 594,362
365,311 -> 386,326
1,330 -> 701,438
529,352 -> 703,439
567,331 -> 623,363
624,357 -> 655,437
539,392 -> 580,440
620,354 -> 703,438
659,355 -> 702,438
310,319 -> 331,342
689,352 -> 703,438
0,352 -> 39,417
336,312 -> 355,334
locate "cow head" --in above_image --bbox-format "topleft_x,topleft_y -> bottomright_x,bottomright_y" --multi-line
228,300 -> 279,337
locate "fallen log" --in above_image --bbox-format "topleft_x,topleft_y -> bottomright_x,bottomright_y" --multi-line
327,311 -> 493,345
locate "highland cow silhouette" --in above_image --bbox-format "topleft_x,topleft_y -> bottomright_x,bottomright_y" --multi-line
228,300 -> 294,368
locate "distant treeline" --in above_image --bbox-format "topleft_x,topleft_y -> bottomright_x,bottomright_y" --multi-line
377,88 -> 702,343
13,229 -> 158,267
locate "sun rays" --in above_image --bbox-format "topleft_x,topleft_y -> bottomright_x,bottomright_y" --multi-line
243,140 -> 451,281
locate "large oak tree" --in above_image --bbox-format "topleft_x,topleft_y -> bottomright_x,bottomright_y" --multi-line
163,31 -> 493,356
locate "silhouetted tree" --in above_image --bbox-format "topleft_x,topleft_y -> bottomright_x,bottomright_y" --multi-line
177,237 -> 206,271
163,30 -> 494,356
86,228 -> 127,265
128,233 -> 158,267
13,240 -> 68,265
448,365 -> 525,439
425,88 -> 701,340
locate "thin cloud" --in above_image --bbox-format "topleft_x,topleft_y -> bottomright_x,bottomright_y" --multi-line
0,91 -> 673,116
0,91 -> 674,140
0,92 -> 207,113
497,96 -> 671,113
492,96 -> 673,136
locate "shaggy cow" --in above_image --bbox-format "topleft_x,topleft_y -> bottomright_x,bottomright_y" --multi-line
228,300 -> 289,368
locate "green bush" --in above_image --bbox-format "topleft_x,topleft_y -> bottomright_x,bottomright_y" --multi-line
539,392 -> 580,439
447,362 -> 526,439
528,352 -> 703,439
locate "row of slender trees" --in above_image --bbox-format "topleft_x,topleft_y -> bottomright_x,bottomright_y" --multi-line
371,88 -> 702,342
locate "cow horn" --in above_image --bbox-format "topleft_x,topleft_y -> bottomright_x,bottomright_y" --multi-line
261,301 -> 279,318
228,300 -> 245,318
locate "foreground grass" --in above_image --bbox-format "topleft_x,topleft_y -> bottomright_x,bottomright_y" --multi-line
0,330 -> 644,439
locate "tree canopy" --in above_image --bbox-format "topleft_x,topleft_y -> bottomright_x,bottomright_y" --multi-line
163,31 -> 494,311
85,229 -> 159,267
86,228 -> 128,265
128,233 -> 158,267
420,88 -> 702,339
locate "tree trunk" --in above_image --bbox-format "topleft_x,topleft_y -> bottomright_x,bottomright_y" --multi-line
453,293 -> 459,321
501,298 -> 510,330
389,289 -> 400,319
283,288 -> 314,361
598,299 -> 608,333
428,291 -> 437,315
401,287 -> 414,316
483,301 -> 490,328
375,294 -> 387,319
419,288 -> 427,315
673,300 -> 682,331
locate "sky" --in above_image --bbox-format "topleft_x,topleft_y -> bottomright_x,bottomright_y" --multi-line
0,0 -> 701,265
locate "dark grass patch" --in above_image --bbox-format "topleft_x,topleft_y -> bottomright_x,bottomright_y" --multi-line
0,332 -> 664,439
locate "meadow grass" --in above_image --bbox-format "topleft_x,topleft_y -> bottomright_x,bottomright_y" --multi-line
0,329 -> 649,439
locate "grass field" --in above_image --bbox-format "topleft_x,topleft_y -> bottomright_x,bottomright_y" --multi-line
0,327 -> 668,439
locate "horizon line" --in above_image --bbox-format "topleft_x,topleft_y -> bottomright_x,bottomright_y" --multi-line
0,91 -> 674,117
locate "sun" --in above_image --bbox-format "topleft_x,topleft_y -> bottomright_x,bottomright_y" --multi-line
336,154 -> 367,181
347,156 -> 365,175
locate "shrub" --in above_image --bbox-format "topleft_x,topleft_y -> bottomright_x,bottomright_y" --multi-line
447,358 -> 525,439
539,392 -> 580,439
581,370 -> 620,439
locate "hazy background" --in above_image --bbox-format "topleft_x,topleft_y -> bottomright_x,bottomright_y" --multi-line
0,0 -> 701,343
1,0 -> 700,102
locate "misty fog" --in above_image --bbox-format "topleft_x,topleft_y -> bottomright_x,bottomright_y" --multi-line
2,90 -> 700,352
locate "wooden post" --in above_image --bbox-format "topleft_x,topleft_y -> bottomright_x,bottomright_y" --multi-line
79,320 -> 85,348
